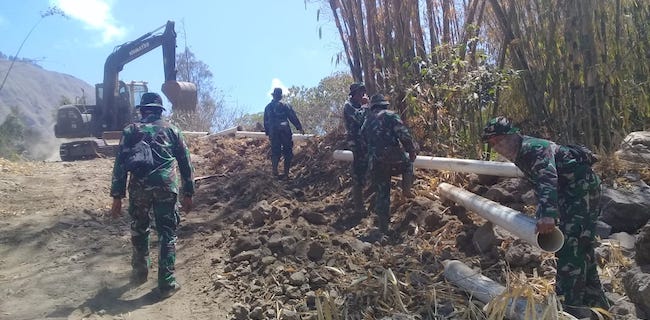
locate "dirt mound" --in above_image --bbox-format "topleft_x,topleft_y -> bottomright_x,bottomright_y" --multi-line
182,133 -> 525,319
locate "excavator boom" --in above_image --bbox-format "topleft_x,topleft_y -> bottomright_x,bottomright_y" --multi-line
55,20 -> 197,161
100,20 -> 197,135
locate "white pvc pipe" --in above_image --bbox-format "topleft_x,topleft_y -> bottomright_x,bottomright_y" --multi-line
442,260 -> 505,303
443,260 -> 556,320
183,131 -> 209,136
437,183 -> 564,253
214,126 -> 239,136
199,126 -> 239,139
235,131 -> 315,140
332,150 -> 524,177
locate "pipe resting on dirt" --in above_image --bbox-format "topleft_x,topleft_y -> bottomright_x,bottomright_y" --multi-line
235,131 -> 315,140
332,150 -> 524,177
442,260 -> 562,320
437,183 -> 564,252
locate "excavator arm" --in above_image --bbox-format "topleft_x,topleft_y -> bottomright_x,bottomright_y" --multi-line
99,20 -> 197,135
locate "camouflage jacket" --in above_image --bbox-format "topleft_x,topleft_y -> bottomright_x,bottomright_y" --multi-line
514,135 -> 596,219
263,100 -> 303,136
343,99 -> 367,143
360,108 -> 416,164
110,114 -> 195,198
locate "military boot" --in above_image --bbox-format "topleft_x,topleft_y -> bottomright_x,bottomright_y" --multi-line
271,157 -> 280,176
130,251 -> 150,285
352,184 -> 365,213
401,164 -> 415,198
377,213 -> 390,234
283,158 -> 291,179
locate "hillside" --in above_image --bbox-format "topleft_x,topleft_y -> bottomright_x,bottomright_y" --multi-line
0,59 -> 95,159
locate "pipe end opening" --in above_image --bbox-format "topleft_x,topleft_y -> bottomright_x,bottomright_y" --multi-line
537,227 -> 565,252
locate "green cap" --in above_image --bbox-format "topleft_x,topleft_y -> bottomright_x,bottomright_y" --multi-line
481,117 -> 520,141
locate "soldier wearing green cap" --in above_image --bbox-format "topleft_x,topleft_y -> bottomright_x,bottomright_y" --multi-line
361,94 -> 417,236
110,92 -> 194,299
343,82 -> 370,213
481,116 -> 609,317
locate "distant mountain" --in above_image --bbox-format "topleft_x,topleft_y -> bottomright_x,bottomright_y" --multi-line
0,59 -> 95,160
0,59 -> 95,126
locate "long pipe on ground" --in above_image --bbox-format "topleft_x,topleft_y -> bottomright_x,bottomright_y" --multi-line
443,260 -> 561,320
437,183 -> 564,253
235,131 -> 315,140
183,131 -> 209,136
200,126 -> 240,139
332,150 -> 524,177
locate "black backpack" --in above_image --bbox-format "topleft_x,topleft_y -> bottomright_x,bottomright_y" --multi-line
566,144 -> 599,166
123,122 -> 164,177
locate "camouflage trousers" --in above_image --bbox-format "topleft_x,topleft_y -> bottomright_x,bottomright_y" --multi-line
370,161 -> 413,233
350,144 -> 368,187
350,144 -> 368,210
555,165 -> 609,310
269,130 -> 293,171
128,188 -> 180,287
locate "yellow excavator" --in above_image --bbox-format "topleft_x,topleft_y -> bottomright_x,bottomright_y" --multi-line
54,20 -> 197,161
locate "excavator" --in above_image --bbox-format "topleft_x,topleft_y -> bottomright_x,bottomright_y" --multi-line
54,20 -> 197,161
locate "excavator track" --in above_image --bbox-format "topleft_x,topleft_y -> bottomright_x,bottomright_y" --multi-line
59,139 -> 118,161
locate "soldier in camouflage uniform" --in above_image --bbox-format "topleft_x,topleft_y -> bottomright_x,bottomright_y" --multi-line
264,88 -> 305,179
361,94 -> 417,234
110,92 -> 195,299
481,116 -> 609,317
343,82 -> 369,212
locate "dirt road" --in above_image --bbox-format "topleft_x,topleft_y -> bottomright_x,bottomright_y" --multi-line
0,158 -> 233,320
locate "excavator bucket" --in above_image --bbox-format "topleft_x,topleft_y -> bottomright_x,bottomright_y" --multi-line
162,80 -> 198,112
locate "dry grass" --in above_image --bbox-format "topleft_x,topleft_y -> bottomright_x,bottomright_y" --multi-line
315,266 -> 472,320
594,152 -> 648,186
0,157 -> 39,175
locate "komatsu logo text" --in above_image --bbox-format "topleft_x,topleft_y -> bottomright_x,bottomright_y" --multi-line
129,42 -> 150,56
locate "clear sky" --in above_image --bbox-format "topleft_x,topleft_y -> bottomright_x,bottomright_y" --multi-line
0,0 -> 346,114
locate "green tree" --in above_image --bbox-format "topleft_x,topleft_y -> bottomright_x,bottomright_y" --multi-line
319,0 -> 650,153
0,108 -> 25,159
171,48 -> 247,132
285,72 -> 353,134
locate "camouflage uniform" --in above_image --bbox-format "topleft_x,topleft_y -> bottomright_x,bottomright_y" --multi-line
111,113 -> 195,289
513,135 -> 609,310
361,95 -> 416,233
343,97 -> 368,210
264,96 -> 304,176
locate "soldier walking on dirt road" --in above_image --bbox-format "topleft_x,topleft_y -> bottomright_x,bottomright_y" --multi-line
481,116 -> 609,318
343,82 -> 370,213
110,92 -> 195,299
263,88 -> 305,179
361,94 -> 417,236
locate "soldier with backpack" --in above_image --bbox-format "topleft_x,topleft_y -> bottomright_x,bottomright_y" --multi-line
360,94 -> 417,236
110,92 -> 194,299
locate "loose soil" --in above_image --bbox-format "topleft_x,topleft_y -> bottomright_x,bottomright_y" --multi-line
0,133 -> 635,320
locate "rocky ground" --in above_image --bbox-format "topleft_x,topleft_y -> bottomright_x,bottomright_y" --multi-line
0,132 -> 648,320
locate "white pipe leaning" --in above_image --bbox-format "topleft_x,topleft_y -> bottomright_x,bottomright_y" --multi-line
235,131 -> 315,140
332,150 -> 524,177
437,183 -> 564,253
